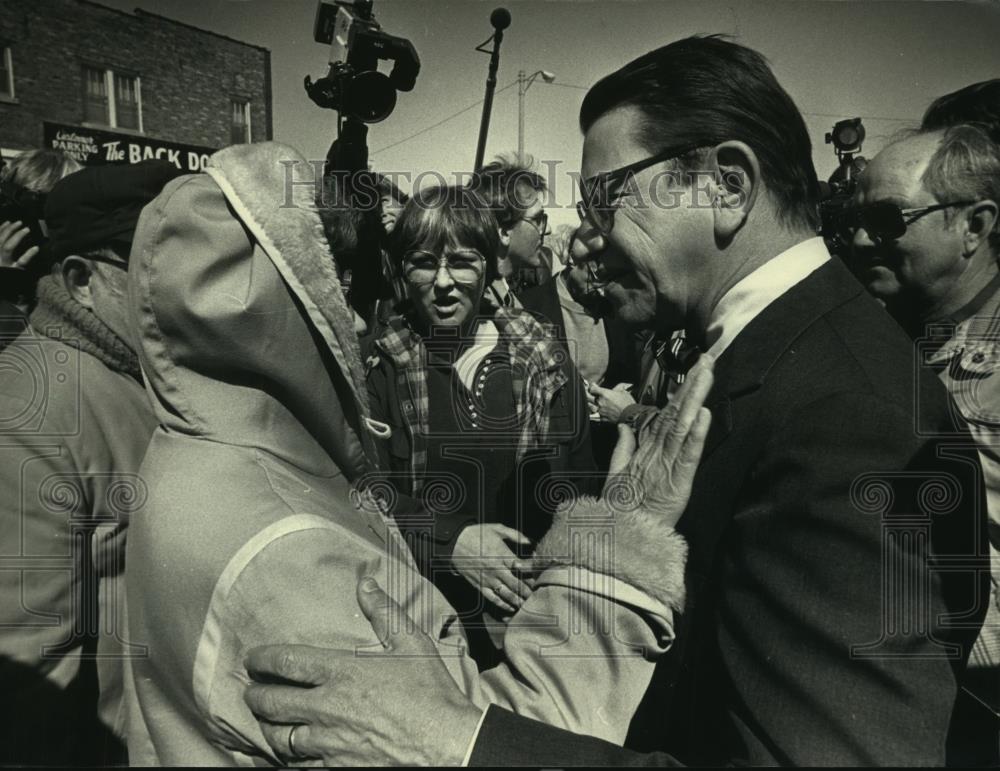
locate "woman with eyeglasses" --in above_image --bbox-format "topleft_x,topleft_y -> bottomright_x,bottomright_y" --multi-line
364,185 -> 597,667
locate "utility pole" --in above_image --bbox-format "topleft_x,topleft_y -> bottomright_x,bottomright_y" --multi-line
518,69 -> 526,162
517,69 -> 555,162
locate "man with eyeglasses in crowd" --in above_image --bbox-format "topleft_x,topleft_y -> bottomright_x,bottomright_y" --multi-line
846,121 -> 1000,765
471,154 -> 551,306
241,35 -> 990,766
519,227 -> 642,470
0,160 -> 181,765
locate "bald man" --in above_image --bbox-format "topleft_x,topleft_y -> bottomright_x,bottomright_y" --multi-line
849,124 -> 1000,763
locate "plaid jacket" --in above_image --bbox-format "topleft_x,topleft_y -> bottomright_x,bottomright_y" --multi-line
367,307 -> 573,495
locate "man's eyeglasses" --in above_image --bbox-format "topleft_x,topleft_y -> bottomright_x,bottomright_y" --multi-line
84,247 -> 130,271
577,141 -> 705,236
521,211 -> 549,238
835,200 -> 976,244
402,249 -> 486,285
583,260 -> 609,301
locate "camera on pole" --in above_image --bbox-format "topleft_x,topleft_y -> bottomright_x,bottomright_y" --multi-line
304,1 -> 421,337
819,117 -> 868,257
305,0 -> 420,124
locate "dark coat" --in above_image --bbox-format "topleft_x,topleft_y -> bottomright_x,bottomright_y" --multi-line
363,311 -> 598,557
469,258 -> 990,766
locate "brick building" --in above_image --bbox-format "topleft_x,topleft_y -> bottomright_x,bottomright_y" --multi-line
0,0 -> 272,171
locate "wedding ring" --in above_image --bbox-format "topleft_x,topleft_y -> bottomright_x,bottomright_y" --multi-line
286,724 -> 301,759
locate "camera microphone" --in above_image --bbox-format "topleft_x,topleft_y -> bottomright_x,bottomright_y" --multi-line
490,7 -> 511,30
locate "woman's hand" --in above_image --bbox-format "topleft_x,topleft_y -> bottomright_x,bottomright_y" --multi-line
452,523 -> 533,613
0,220 -> 41,268
588,381 -> 636,423
603,355 -> 714,528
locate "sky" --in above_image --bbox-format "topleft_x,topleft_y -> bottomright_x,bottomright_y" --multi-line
97,0 -> 1000,228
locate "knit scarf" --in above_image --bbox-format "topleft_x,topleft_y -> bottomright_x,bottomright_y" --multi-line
29,275 -> 142,381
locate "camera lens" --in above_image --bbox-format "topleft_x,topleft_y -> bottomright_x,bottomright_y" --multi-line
345,71 -> 398,123
837,126 -> 860,146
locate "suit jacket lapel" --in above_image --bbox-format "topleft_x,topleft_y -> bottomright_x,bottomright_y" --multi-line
698,259 -> 866,460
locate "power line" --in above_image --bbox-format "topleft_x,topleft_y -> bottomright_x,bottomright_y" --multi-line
370,87 -> 915,157
802,111 -> 916,123
371,81 -> 517,156
546,81 -> 590,91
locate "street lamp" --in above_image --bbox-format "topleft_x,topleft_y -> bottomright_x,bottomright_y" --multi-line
518,69 -> 555,161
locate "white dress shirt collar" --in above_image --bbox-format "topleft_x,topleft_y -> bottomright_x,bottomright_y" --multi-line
705,236 -> 831,359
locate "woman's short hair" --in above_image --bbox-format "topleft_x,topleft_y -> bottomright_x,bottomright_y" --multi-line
0,149 -> 82,194
392,185 -> 501,283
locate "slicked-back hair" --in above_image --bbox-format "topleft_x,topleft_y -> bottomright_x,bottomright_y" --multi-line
470,153 -> 547,230
392,185 -> 502,284
922,80 -> 1000,143
921,124 -> 1000,253
579,35 -> 820,231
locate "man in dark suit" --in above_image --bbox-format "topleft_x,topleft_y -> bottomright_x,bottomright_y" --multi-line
240,36 -> 990,766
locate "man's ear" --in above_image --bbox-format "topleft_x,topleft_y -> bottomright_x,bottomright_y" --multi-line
498,226 -> 511,249
962,199 -> 999,257
60,255 -> 95,310
708,141 -> 760,242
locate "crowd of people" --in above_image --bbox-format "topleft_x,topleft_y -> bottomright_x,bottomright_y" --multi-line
0,33 -> 998,767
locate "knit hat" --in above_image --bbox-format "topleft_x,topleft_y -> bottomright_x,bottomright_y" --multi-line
43,160 -> 184,262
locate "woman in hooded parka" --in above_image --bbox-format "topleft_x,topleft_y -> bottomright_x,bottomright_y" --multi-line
122,142 -> 700,766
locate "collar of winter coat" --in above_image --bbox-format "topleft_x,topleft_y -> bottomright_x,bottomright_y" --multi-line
30,274 -> 142,381
129,142 -> 375,479
375,306 -> 565,380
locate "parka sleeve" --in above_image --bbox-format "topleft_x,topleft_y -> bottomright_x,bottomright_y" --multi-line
190,497 -> 688,761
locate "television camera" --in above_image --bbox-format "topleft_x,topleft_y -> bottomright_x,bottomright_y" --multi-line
305,0 -> 420,125
819,118 -> 868,257
304,1 -> 421,331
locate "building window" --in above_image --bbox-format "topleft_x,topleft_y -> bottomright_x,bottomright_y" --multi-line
114,73 -> 140,130
231,100 -> 251,145
83,66 -> 142,131
0,46 -> 15,99
84,66 -> 109,124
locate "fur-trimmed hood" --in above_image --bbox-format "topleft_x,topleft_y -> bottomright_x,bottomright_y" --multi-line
128,142 -> 374,478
